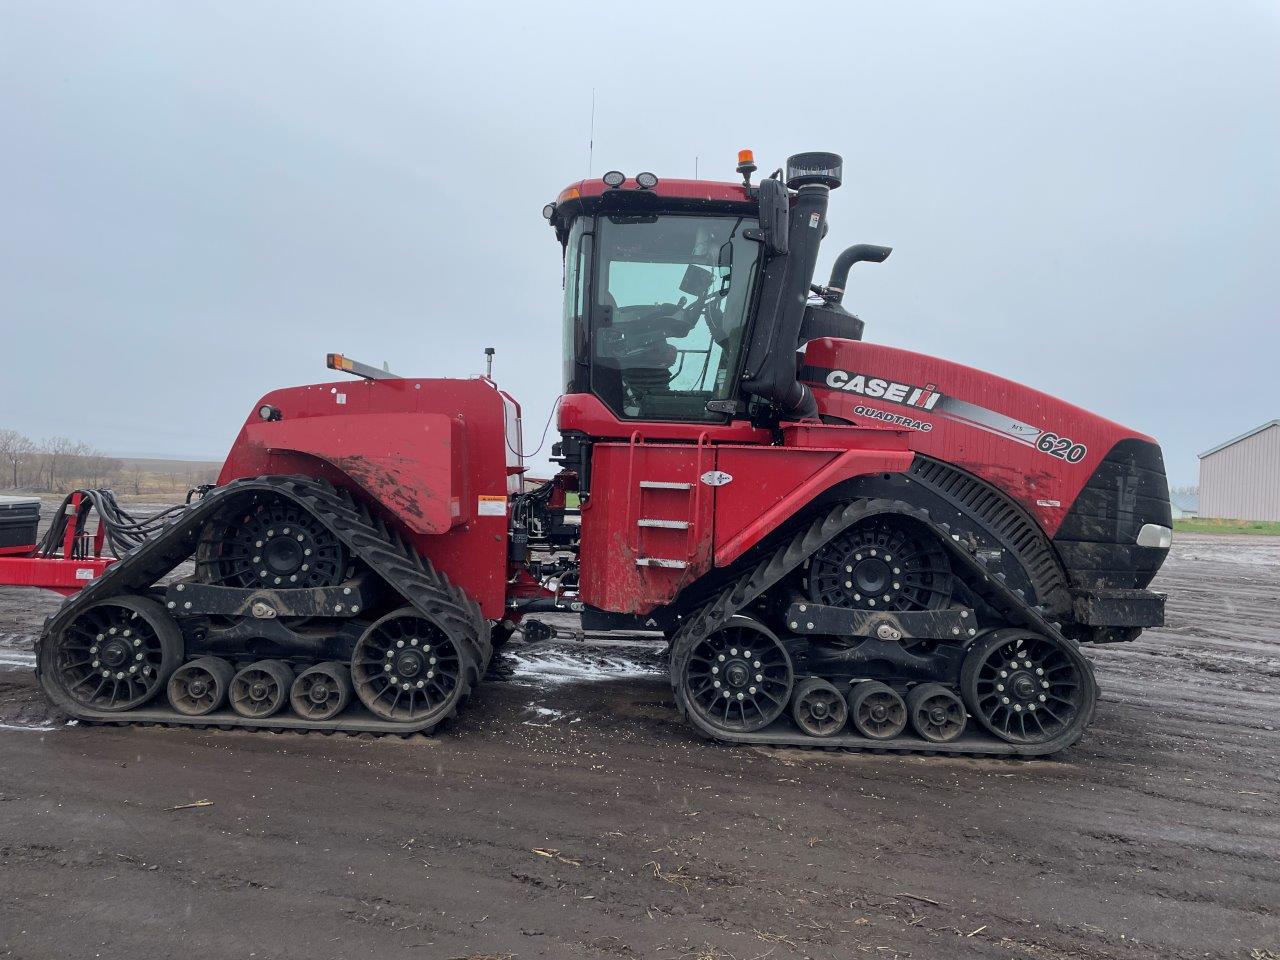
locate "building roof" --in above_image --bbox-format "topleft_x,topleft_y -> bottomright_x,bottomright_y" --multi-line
1170,490 -> 1199,513
1199,419 -> 1280,459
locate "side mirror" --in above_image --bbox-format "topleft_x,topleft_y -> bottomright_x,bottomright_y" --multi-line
679,264 -> 714,298
757,177 -> 790,256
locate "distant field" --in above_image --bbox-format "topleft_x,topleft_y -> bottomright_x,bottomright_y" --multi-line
1175,517 -> 1280,536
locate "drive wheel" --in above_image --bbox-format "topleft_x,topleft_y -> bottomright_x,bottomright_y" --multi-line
229,659 -> 293,718
807,516 -> 953,612
906,683 -> 967,743
676,615 -> 793,734
42,595 -> 183,712
847,680 -> 908,740
961,629 -> 1096,746
168,657 -> 235,716
351,608 -> 465,724
289,662 -> 352,721
195,493 -> 348,589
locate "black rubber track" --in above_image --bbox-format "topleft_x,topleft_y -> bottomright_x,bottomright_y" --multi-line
35,476 -> 491,736
669,498 -> 1098,758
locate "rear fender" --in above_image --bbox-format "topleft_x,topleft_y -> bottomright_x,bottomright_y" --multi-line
221,413 -> 467,536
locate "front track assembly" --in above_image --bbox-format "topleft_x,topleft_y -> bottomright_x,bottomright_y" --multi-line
35,476 -> 491,737
670,499 -> 1099,758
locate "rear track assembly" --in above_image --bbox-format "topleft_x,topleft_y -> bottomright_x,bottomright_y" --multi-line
35,476 -> 490,737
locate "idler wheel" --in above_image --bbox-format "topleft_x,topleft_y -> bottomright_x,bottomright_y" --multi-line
675,615 -> 794,734
961,629 -> 1096,745
43,595 -> 183,712
351,608 -> 465,724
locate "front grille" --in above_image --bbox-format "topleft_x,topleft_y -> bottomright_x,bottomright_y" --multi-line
1053,439 -> 1171,590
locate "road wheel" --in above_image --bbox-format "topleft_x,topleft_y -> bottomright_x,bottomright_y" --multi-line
791,678 -> 848,737
906,683 -> 967,743
168,657 -> 235,716
229,659 -> 293,718
847,680 -> 908,740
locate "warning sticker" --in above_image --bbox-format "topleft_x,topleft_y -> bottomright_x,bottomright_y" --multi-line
477,495 -> 506,517
75,568 -> 95,580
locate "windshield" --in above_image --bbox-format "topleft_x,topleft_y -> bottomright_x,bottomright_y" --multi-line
588,213 -> 760,421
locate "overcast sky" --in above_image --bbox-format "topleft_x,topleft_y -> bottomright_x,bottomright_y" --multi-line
2,1 -> 1277,484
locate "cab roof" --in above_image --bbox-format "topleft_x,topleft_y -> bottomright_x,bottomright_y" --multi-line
548,177 -> 757,242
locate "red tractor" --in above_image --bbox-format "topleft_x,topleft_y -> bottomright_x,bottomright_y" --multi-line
13,151 -> 1171,755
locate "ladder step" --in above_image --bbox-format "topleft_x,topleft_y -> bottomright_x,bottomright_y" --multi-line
636,557 -> 689,569
638,518 -> 690,529
639,481 -> 691,490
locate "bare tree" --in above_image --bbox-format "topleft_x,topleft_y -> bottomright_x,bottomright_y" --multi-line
0,428 -> 35,490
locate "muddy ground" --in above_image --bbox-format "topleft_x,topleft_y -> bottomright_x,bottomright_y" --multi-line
0,531 -> 1276,960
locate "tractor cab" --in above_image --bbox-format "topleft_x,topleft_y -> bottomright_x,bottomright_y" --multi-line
545,152 -> 878,428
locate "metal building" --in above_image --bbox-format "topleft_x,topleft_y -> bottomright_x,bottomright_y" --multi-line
1198,419 -> 1280,521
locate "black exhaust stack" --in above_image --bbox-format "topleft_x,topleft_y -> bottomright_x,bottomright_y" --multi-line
739,152 -> 844,420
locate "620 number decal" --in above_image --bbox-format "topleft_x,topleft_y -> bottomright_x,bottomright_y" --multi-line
1036,432 -> 1087,463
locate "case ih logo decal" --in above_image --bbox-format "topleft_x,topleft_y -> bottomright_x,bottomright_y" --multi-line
802,365 -> 1089,463
820,370 -> 943,410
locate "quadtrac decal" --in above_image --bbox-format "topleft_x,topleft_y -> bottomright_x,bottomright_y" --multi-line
801,365 -> 1089,463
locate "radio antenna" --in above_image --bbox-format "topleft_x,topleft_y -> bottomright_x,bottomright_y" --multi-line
587,88 -> 596,178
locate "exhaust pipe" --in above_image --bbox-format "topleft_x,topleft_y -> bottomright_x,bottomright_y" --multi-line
824,244 -> 892,304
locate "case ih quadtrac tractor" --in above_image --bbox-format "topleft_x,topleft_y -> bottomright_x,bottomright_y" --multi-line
10,151 -> 1172,755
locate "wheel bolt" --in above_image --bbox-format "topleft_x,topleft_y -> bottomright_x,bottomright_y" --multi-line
92,660 -> 100,668
1014,704 -> 1022,712
996,683 -> 1004,692
736,692 -> 744,700
297,534 -> 305,541
845,581 -> 853,588
396,640 -> 405,648
893,582 -> 901,590
416,680 -> 424,688
426,670 -> 434,679
410,638 -> 418,646
1001,696 -> 1009,704
723,690 -> 731,698
748,686 -> 757,695
135,653 -> 143,660
133,638 -> 141,646
90,645 -> 98,654
753,661 -> 761,668
711,666 -> 719,674
713,680 -> 721,688
252,555 -> 261,563
1042,680 -> 1050,689
1023,661 -> 1032,669
129,665 -> 137,674
755,674 -> 763,682
1035,667 -> 1044,675
717,654 -> 725,662
743,650 -> 752,658
102,669 -> 111,677
429,656 -> 437,665
846,565 -> 853,573
1038,694 -> 1046,702
267,529 -> 275,536
402,682 -> 411,691
999,670 -> 1008,678
730,648 -> 738,655
1028,704 -> 1037,711
255,540 -> 263,548
383,664 -> 391,671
